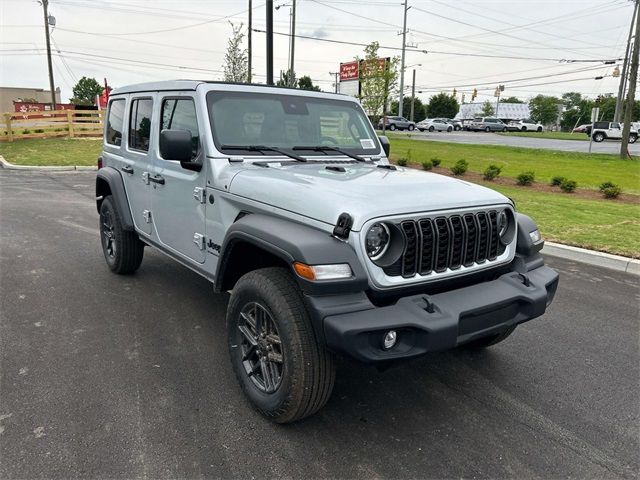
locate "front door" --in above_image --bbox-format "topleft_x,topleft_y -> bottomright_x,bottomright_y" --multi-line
150,95 -> 206,264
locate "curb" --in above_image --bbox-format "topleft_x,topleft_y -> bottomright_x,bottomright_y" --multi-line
0,155 -> 97,171
542,242 -> 639,276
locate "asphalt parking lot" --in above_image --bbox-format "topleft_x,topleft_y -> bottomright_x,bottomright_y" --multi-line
393,130 -> 640,154
1,170 -> 638,479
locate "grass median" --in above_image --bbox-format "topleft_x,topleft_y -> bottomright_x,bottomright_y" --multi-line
0,137 -> 101,166
389,134 -> 639,194
496,131 -> 588,141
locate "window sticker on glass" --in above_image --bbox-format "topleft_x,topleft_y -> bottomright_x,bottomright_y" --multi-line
360,139 -> 375,149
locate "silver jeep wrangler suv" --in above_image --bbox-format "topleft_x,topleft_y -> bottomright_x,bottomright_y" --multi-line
96,80 -> 559,423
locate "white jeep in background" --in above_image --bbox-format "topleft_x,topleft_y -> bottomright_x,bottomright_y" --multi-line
591,121 -> 638,143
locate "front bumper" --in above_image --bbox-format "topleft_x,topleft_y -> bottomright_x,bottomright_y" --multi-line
321,265 -> 558,363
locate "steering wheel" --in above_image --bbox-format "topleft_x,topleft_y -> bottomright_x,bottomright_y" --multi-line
320,136 -> 339,145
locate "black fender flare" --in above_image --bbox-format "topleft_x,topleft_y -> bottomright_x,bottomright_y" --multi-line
215,214 -> 369,296
515,213 -> 544,257
96,166 -> 134,231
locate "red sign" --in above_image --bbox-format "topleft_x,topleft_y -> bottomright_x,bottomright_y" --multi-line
359,57 -> 387,78
340,61 -> 359,81
13,102 -> 74,118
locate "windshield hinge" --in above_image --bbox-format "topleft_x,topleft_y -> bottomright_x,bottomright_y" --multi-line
193,187 -> 206,204
333,212 -> 353,239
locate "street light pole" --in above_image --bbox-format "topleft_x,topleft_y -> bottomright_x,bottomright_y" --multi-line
266,0 -> 274,85
398,0 -> 409,118
290,0 -> 296,87
41,0 -> 56,110
621,0 -> 640,159
614,0 -> 638,122
410,68 -> 416,122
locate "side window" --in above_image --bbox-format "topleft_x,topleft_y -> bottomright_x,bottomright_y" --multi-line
106,99 -> 125,146
160,98 -> 200,158
129,98 -> 153,152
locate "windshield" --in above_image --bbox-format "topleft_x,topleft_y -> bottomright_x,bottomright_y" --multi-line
207,90 -> 380,156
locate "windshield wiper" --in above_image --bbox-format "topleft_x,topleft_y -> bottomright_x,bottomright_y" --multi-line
220,144 -> 307,162
292,145 -> 367,162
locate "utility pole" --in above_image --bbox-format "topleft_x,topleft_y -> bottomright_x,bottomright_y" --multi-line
621,0 -> 640,159
410,68 -> 416,122
494,87 -> 501,118
247,0 -> 252,83
614,0 -> 638,122
266,0 -> 274,85
289,0 -> 296,87
329,72 -> 339,93
41,0 -> 56,110
398,0 -> 409,118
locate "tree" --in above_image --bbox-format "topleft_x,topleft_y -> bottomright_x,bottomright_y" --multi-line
276,69 -> 296,88
480,100 -> 494,117
297,75 -> 321,91
500,96 -> 524,104
223,22 -> 248,83
356,42 -> 399,119
390,97 -> 427,122
425,93 -> 460,118
529,95 -> 561,125
70,77 -> 103,105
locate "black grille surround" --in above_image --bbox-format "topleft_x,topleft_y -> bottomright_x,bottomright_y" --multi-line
382,209 -> 510,279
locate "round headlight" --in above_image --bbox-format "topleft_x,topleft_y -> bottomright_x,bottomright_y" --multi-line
498,210 -> 509,238
365,223 -> 390,260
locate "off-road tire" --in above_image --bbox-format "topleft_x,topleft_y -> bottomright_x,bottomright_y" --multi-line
629,134 -> 637,144
227,267 -> 335,423
459,326 -> 517,349
593,132 -> 605,143
99,196 -> 144,274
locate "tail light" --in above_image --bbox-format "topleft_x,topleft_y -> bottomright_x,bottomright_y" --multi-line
97,156 -> 103,169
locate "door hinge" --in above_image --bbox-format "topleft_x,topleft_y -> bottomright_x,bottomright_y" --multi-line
142,171 -> 150,185
193,233 -> 205,250
193,187 -> 206,204
142,210 -> 152,223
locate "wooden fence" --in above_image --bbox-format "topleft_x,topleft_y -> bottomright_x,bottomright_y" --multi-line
1,110 -> 104,142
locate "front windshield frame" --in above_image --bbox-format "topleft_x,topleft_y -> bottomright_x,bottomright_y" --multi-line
206,90 -> 382,158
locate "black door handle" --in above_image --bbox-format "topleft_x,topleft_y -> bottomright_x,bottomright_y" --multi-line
149,174 -> 165,185
121,165 -> 134,174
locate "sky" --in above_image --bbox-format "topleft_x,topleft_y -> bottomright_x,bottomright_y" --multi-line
0,0 -> 635,106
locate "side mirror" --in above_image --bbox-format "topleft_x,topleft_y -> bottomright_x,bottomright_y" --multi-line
159,129 -> 201,172
378,135 -> 390,157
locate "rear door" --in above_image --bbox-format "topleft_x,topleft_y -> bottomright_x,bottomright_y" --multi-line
150,94 -> 207,264
121,96 -> 154,236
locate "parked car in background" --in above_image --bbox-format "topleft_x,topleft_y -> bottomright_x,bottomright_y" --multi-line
591,121 -> 637,143
417,118 -> 453,132
436,118 -> 462,131
468,117 -> 508,132
507,119 -> 544,132
572,124 -> 590,133
378,116 -> 415,131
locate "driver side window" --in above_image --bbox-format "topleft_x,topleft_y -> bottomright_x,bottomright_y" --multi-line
160,98 -> 200,158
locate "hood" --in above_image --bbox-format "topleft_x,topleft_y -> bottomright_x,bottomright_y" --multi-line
228,162 -> 510,231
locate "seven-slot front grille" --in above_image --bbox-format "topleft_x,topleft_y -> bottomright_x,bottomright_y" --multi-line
383,210 -> 506,278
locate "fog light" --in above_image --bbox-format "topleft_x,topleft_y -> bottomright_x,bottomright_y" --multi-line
383,330 -> 397,349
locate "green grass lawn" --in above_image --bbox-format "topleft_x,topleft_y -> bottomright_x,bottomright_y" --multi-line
390,135 -> 640,194
479,183 -> 639,258
0,138 -> 101,166
496,131 -> 588,141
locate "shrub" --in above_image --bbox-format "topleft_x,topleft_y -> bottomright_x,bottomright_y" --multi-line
601,184 -> 622,199
34,128 -> 44,133
396,158 -> 408,166
421,160 -> 433,170
599,181 -> 616,191
516,171 -> 535,186
483,164 -> 502,181
22,129 -> 31,134
450,159 -> 468,176
559,179 -> 577,193
431,158 -> 442,167
550,176 -> 566,186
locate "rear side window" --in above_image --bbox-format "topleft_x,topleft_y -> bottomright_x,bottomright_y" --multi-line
129,98 -> 153,152
106,99 -> 125,146
160,98 -> 200,158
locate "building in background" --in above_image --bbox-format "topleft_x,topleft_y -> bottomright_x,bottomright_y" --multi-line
455,102 -> 531,122
0,86 -> 63,112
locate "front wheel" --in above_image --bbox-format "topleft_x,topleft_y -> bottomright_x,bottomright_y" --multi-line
629,134 -> 637,144
227,268 -> 335,423
408,124 -> 415,131
537,127 -> 543,132
593,132 -> 605,142
99,196 -> 144,274
428,126 -> 435,132
389,124 -> 396,131
447,126 -> 453,132
459,326 -> 516,349
502,127 -> 507,132
485,126 -> 491,132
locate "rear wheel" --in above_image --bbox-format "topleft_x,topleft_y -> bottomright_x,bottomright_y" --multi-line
227,267 -> 335,423
428,126 -> 435,132
389,124 -> 396,131
459,326 -> 516,349
485,126 -> 491,132
521,126 -> 527,132
99,196 -> 144,274
408,124 -> 415,131
502,127 -> 507,132
629,134 -> 637,144
537,126 -> 543,132
593,132 -> 605,142
447,126 -> 453,132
